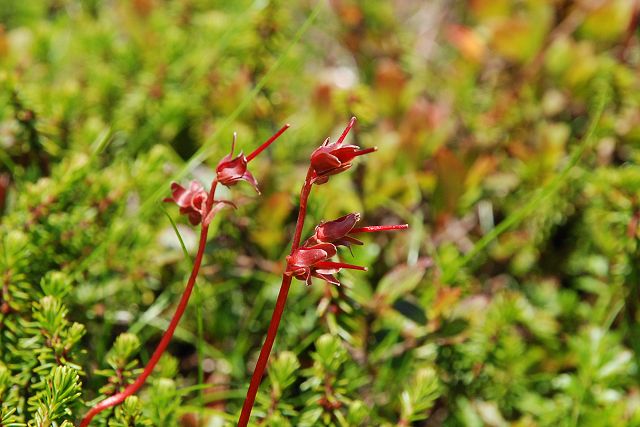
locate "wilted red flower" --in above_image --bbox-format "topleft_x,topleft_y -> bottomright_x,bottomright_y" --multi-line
164,180 -> 234,226
310,117 -> 376,184
285,242 -> 366,286
305,212 -> 364,249
164,181 -> 209,225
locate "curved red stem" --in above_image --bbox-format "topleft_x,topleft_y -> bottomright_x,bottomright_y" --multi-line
79,181 -> 218,427
238,167 -> 315,427
291,169 -> 315,249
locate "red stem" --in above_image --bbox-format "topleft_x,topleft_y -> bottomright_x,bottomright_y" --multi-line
79,181 -> 219,427
246,124 -> 290,163
291,169 -> 315,249
350,224 -> 409,233
238,167 -> 315,427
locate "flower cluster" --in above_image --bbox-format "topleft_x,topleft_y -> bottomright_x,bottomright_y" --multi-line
81,124 -> 289,427
282,118 -> 407,287
164,124 -> 289,225
87,117 -> 408,427
286,212 -> 407,286
235,117 -> 408,426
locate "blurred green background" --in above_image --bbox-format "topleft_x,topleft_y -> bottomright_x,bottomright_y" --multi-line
1,0 -> 640,426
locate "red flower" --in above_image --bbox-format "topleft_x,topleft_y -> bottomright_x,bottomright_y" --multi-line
305,212 -> 409,249
305,212 -> 364,249
285,242 -> 366,286
164,181 -> 208,225
216,133 -> 260,193
216,124 -> 290,193
164,180 -> 234,226
290,213 -> 409,285
309,117 -> 376,185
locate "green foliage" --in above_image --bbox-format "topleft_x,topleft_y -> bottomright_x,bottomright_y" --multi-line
29,366 -> 82,427
0,361 -> 24,427
108,397 -> 151,427
95,333 -> 141,396
1,0 -> 640,426
399,367 -> 440,425
267,351 -> 299,400
142,356 -> 181,426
